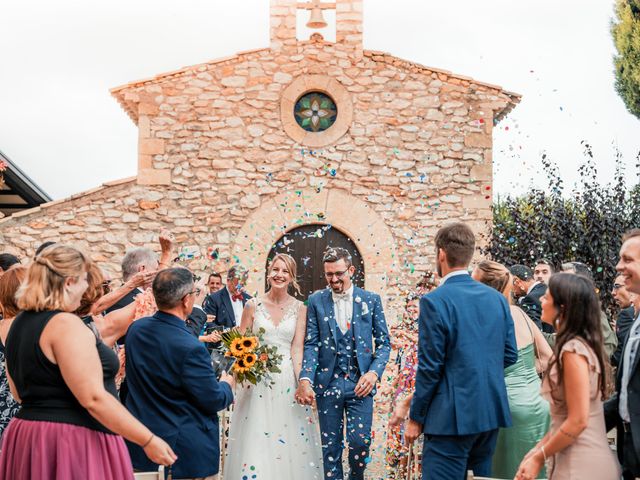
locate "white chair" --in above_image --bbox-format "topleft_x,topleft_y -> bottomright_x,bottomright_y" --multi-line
134,465 -> 165,480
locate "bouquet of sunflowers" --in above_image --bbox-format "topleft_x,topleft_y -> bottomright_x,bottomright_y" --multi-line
221,328 -> 283,386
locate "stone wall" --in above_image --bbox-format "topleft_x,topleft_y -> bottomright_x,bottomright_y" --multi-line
0,31 -> 517,478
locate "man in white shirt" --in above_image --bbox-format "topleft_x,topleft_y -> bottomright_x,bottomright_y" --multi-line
605,229 -> 640,479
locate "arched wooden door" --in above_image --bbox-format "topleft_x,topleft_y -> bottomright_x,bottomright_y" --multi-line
266,224 -> 365,301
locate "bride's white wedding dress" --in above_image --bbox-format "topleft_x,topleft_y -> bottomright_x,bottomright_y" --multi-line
224,299 -> 324,480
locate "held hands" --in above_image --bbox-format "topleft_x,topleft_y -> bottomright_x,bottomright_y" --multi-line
354,371 -> 378,397
143,435 -> 177,466
295,379 -> 316,406
403,419 -> 423,446
514,448 -> 545,480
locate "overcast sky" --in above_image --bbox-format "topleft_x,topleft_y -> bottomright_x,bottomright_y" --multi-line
1,0 -> 638,200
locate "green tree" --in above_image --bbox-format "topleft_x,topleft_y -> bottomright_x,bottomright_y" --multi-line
612,0 -> 640,119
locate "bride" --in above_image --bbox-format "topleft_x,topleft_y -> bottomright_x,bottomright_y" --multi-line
224,253 -> 324,479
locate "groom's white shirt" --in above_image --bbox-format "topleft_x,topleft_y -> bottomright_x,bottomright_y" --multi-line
332,285 -> 354,334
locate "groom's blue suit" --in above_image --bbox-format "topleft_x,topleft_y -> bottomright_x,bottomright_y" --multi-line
410,272 -> 518,479
301,286 -> 390,480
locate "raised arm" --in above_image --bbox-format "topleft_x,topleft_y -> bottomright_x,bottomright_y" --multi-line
291,303 -> 308,382
96,302 -> 136,347
90,271 -> 154,315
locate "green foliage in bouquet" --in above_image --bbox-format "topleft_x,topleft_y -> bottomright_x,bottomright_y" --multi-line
221,327 -> 283,386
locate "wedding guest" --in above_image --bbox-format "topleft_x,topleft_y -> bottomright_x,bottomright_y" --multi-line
473,260 -> 552,479
515,273 -> 620,480
0,244 -> 176,479
611,273 -> 637,367
0,267 -> 26,438
203,265 -> 251,329
559,261 -> 618,358
404,222 -> 517,479
510,264 -> 546,331
207,272 -> 223,293
125,268 -> 234,479
385,294 -> 422,476
75,261 -> 138,348
533,259 -> 554,286
0,254 -> 20,277
605,229 -> 640,479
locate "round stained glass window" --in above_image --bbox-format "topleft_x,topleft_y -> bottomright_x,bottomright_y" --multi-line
294,92 -> 338,132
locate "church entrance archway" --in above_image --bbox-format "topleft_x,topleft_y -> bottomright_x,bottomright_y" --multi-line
266,224 -> 365,301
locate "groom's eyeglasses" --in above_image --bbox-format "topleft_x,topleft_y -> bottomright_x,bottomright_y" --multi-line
325,270 -> 348,279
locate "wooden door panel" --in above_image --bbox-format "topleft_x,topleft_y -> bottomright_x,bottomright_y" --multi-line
267,224 -> 365,301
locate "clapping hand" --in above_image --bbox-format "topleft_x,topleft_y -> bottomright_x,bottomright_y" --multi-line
125,270 -> 156,290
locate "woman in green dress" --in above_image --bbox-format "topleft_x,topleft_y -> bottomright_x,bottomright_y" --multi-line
472,260 -> 553,479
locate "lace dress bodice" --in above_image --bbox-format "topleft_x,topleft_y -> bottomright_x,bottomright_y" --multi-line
253,299 -> 300,357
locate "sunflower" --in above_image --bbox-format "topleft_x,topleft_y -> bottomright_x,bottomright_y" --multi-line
243,352 -> 257,368
241,336 -> 258,351
230,338 -> 245,357
234,357 -> 249,373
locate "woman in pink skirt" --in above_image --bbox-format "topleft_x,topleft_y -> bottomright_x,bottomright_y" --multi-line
0,244 -> 177,480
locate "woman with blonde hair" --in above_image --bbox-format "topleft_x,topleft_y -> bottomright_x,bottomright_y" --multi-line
225,253 -> 324,479
0,244 -> 176,479
472,259 -> 552,479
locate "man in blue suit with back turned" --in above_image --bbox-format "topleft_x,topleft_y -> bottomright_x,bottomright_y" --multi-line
405,222 -> 518,479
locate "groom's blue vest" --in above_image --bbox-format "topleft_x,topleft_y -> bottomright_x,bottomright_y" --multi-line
333,322 -> 360,382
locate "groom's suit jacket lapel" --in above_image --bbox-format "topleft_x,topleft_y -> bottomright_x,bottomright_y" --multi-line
322,289 -> 339,347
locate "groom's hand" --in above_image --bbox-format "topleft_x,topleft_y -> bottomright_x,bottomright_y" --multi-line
295,379 -> 315,405
354,371 -> 378,397
404,419 -> 423,446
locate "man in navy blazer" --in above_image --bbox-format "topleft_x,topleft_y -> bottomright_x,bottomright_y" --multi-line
125,268 -> 235,479
405,222 -> 517,479
203,265 -> 252,331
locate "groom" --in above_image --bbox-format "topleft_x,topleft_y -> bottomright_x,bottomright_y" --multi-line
295,247 -> 390,480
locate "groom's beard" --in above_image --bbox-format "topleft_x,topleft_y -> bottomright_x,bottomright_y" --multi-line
329,278 -> 351,293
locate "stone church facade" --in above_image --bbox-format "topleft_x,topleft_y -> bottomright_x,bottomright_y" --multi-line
1,0 -> 518,300
0,0 -> 519,469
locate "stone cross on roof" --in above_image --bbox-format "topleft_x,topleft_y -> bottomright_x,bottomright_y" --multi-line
270,0 -> 362,58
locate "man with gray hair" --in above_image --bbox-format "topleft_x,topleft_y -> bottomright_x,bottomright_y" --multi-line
106,232 -> 174,314
125,268 -> 235,479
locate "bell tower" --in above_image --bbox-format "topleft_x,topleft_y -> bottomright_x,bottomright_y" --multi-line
269,0 -> 363,59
